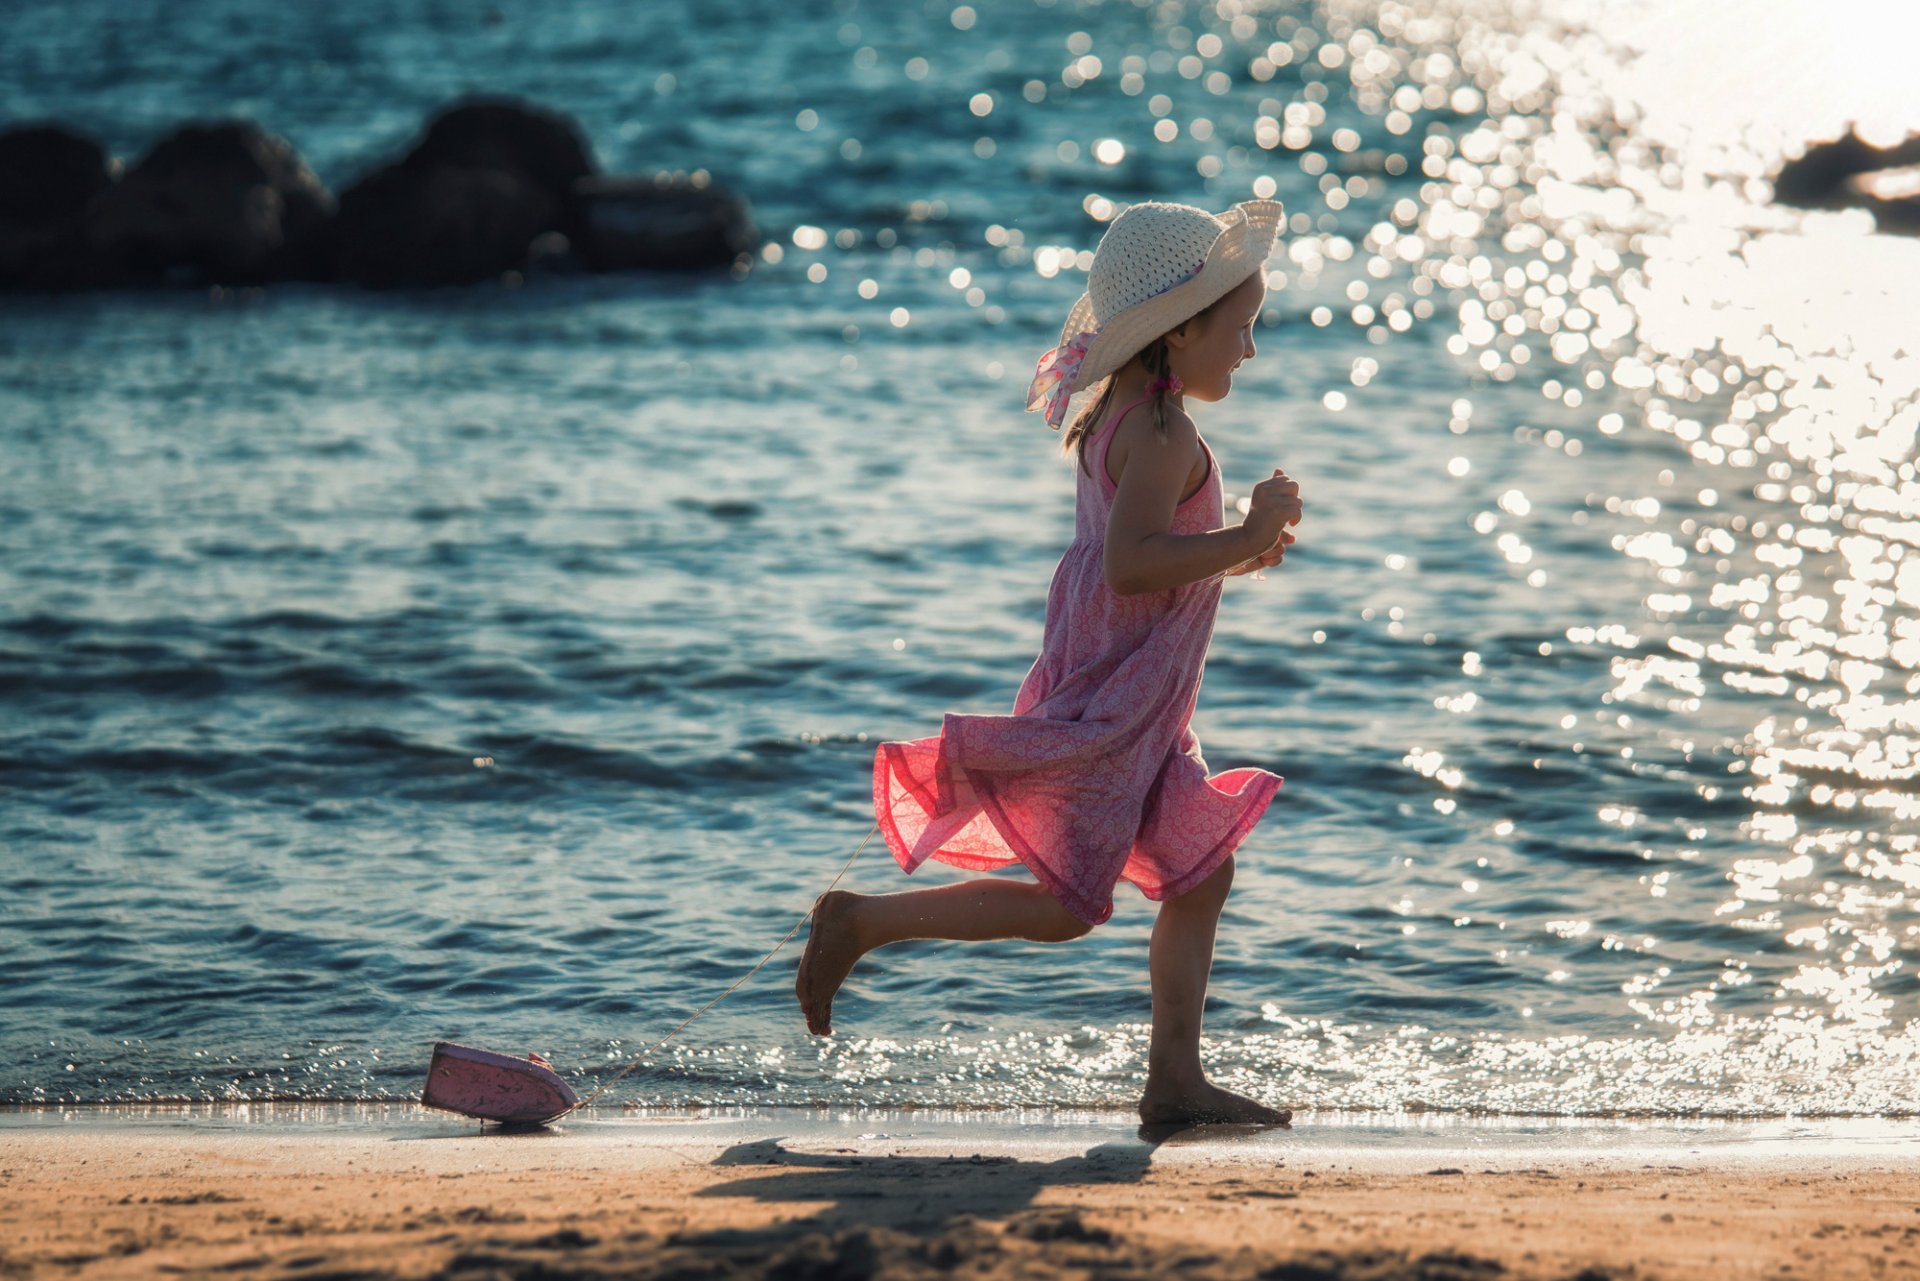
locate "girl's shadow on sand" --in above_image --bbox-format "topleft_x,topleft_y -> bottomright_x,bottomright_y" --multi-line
700,1122 -> 1269,1233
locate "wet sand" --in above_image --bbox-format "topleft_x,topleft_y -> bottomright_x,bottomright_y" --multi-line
4,1108 -> 1919,1279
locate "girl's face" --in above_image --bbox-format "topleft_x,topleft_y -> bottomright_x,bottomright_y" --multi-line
1169,273 -> 1266,402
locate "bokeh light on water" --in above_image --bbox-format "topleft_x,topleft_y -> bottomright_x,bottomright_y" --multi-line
4,0 -> 1920,1114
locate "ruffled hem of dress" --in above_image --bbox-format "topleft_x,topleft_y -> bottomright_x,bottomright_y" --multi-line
1134,767 -> 1283,903
873,739 -> 1117,927
874,740 -> 938,872
872,745 -> 1279,929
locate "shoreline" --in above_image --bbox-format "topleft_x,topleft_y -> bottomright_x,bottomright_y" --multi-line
4,1107 -> 1918,1279
11,1101 -> 1920,1148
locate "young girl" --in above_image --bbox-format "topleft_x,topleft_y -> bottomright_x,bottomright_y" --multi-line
797,199 -> 1302,1126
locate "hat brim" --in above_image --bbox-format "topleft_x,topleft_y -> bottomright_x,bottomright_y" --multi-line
1057,198 -> 1285,396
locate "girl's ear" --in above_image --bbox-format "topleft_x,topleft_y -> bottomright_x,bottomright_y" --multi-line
1163,318 -> 1195,350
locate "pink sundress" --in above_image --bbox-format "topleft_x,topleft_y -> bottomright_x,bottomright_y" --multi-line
872,392 -> 1283,926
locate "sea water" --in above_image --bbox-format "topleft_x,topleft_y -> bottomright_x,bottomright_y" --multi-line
5,0 -> 1920,1116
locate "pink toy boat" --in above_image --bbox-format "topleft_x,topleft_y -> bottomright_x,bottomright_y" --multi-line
421,1042 -> 579,1125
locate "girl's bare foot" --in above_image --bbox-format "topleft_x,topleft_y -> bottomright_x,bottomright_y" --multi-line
1138,1078 -> 1291,1127
795,890 -> 864,1035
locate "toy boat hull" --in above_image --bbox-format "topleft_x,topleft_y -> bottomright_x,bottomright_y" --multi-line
422,1042 -> 579,1125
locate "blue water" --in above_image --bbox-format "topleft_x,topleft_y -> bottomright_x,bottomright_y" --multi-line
5,0 -> 1919,1116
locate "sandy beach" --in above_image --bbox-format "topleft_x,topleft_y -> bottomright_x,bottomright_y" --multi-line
4,1108 -> 1919,1279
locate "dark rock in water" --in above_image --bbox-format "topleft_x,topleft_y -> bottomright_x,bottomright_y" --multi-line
87,120 -> 333,285
565,172 -> 758,272
1774,131 -> 1920,205
331,162 -> 557,288
408,97 -> 597,199
328,96 -> 595,288
0,124 -> 113,225
1862,195 -> 1920,235
5,97 -> 755,290
0,123 -> 117,290
1773,129 -> 1920,234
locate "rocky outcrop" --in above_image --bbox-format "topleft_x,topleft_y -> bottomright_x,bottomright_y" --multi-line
566,172 -> 758,272
88,120 -> 334,284
408,98 -> 596,199
0,124 -> 117,290
0,124 -> 112,224
329,97 -> 593,288
1,97 -> 759,291
1773,130 -> 1920,234
331,97 -> 759,286
331,161 -> 559,288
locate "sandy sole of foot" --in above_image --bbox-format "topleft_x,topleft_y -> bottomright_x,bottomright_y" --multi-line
3,1114 -> 1918,1280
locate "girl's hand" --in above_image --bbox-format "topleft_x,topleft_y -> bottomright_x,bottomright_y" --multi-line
1240,467 -> 1303,548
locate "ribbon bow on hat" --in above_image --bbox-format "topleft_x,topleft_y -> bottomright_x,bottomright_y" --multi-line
1027,329 -> 1098,429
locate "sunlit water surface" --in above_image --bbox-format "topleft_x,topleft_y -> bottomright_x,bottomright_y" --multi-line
4,0 -> 1919,1116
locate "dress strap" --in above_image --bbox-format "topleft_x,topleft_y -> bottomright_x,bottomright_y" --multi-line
1085,391 -> 1162,486
1094,392 -> 1159,444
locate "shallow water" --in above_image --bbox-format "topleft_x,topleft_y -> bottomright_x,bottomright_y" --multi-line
5,0 -> 1920,1115
14,1103 -> 1920,1171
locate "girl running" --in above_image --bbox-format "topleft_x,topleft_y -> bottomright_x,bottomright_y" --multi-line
798,199 -> 1302,1126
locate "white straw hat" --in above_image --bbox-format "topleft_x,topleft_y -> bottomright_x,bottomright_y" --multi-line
1027,198 -> 1285,428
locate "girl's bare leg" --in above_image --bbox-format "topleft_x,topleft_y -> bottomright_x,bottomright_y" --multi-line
797,878 -> 1091,1035
1138,857 -> 1291,1126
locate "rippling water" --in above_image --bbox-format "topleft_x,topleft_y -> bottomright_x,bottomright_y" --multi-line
5,0 -> 1920,1116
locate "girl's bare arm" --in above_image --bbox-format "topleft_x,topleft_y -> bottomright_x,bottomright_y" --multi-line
1103,410 -> 1268,596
